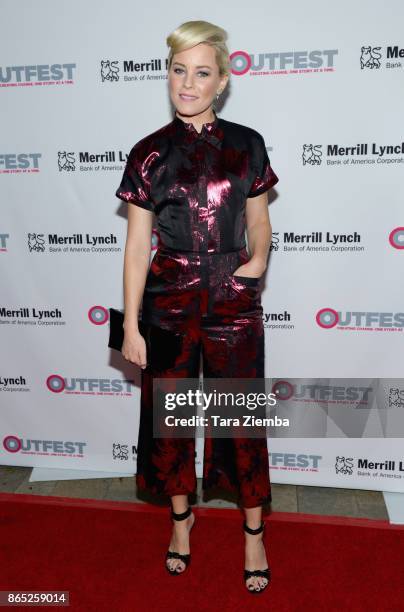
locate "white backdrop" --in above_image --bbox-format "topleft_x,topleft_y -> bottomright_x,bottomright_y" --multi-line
1,0 -> 404,494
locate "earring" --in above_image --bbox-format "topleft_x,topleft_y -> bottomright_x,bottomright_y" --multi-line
216,91 -> 221,100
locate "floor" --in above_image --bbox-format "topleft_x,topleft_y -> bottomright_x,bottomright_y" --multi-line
0,464 -> 389,520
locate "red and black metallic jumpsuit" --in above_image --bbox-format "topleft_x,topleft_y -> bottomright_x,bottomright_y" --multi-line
115,111 -> 279,508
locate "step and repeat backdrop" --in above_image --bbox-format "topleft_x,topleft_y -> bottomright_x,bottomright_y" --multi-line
1,0 -> 403,493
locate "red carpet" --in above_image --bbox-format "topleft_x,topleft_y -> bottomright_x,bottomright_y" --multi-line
1,492 -> 404,612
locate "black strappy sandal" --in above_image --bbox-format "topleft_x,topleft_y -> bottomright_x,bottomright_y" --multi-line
243,520 -> 271,593
165,506 -> 194,575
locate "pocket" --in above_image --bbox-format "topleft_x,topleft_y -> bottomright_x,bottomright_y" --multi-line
231,274 -> 261,287
229,274 -> 261,302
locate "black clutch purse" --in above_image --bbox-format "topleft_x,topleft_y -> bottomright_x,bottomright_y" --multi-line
108,307 -> 148,352
108,307 -> 183,371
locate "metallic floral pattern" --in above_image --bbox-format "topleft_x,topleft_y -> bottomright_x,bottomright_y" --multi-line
116,111 -> 279,253
115,112 -> 279,508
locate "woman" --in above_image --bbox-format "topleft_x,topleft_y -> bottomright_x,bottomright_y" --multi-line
115,20 -> 279,594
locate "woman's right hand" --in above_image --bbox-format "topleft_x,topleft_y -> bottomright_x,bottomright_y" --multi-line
121,329 -> 147,369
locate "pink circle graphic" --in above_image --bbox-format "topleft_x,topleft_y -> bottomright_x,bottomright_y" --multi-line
46,374 -> 65,393
88,305 -> 109,325
316,308 -> 339,329
3,435 -> 21,453
230,50 -> 252,75
389,227 -> 404,249
272,380 -> 294,400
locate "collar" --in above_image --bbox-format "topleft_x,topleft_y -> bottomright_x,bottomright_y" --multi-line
172,110 -> 223,149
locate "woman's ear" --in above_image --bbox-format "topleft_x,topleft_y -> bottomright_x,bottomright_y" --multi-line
220,74 -> 229,93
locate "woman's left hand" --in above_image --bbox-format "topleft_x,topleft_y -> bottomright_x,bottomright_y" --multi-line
232,258 -> 266,279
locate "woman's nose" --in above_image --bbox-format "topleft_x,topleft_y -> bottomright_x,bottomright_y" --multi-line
183,73 -> 194,88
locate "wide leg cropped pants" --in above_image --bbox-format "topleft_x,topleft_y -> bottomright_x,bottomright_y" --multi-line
136,245 -> 271,509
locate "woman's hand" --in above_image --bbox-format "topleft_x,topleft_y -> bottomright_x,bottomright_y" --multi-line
232,257 -> 266,279
121,329 -> 147,369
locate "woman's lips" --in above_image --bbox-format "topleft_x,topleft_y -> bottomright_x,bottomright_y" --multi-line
179,94 -> 198,101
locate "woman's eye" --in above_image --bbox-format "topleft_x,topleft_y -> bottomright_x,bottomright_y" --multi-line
172,68 -> 210,77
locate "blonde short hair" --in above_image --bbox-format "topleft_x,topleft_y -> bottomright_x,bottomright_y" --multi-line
166,20 -> 230,77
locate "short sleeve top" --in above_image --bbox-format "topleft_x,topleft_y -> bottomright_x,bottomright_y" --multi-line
115,112 -> 279,253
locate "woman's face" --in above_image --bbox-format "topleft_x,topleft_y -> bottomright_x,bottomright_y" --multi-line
168,43 -> 228,118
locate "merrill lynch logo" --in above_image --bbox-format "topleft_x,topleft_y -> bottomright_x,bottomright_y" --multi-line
58,152 -> 75,171
112,443 -> 129,460
28,233 -> 45,252
389,388 -> 404,408
302,145 -> 322,165
335,456 -> 354,475
360,46 -> 382,69
101,60 -> 119,82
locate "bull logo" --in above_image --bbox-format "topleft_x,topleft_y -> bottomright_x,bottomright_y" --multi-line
270,232 -> 279,251
101,60 -> 119,82
58,151 -> 75,171
302,144 -> 322,165
389,388 -> 404,408
28,233 -> 45,252
335,456 -> 354,475
360,46 -> 382,69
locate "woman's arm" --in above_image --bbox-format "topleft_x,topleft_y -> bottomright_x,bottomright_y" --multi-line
234,191 -> 272,277
121,204 -> 153,367
123,204 -> 153,331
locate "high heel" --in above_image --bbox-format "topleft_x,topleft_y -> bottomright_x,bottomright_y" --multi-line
165,506 -> 194,575
243,520 -> 271,593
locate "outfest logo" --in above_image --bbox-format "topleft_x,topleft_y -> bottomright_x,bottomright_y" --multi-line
271,380 -> 372,404
46,374 -> 133,395
230,49 -> 338,76
269,452 -> 322,471
0,63 -> 76,87
316,308 -> 404,332
3,435 -> 86,456
0,153 -> 41,173
0,234 -> 9,252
